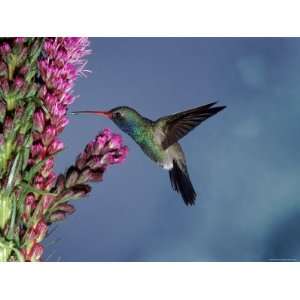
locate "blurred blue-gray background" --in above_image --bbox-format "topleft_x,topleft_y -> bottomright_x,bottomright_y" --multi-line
45,38 -> 300,261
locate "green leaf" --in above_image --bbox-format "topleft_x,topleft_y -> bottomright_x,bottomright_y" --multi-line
6,152 -> 21,193
7,193 -> 16,241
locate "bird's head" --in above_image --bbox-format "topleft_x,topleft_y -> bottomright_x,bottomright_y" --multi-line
71,106 -> 143,134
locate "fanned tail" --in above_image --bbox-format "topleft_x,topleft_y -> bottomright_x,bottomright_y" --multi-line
169,160 -> 196,206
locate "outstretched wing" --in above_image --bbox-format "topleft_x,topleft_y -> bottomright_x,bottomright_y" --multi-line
157,102 -> 226,150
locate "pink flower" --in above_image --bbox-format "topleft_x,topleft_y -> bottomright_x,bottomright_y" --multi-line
40,158 -> 54,177
108,134 -> 123,149
13,77 -> 24,91
34,220 -> 48,243
49,212 -> 66,223
102,128 -> 113,140
33,109 -> 45,133
42,195 -> 55,211
0,43 -> 11,55
43,171 -> 57,190
54,115 -> 69,133
42,125 -> 56,146
14,37 -> 26,45
55,203 -> 76,214
27,243 -> 44,262
31,142 -> 46,159
47,139 -> 64,155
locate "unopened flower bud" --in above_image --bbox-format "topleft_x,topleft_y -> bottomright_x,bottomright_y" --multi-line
42,194 -> 55,211
33,109 -> 45,133
34,220 -> 48,243
44,171 -> 57,191
49,211 -> 66,223
27,243 -> 44,262
13,77 -> 24,92
47,139 -> 64,155
31,142 -> 45,159
40,158 -> 54,177
55,203 -> 76,215
84,141 -> 94,157
34,174 -> 45,190
19,65 -> 29,76
75,153 -> 88,170
86,157 -> 104,170
55,116 -> 69,133
65,166 -> 79,188
71,184 -> 91,199
0,43 -> 11,57
59,184 -> 91,202
42,125 -> 56,146
78,168 -> 103,183
14,37 -> 26,45
24,194 -> 35,221
27,227 -> 38,241
54,174 -> 65,194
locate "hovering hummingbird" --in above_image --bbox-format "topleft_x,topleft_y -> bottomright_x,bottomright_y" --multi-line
72,102 -> 225,206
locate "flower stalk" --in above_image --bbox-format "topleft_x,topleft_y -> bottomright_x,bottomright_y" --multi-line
0,37 -> 128,261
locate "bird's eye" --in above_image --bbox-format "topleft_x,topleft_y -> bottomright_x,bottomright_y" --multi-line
114,112 -> 122,119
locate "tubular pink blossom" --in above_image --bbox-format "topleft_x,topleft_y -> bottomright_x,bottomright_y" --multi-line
42,125 -> 56,146
42,194 -> 56,211
40,158 -> 55,177
0,43 -> 11,55
14,37 -> 26,45
47,139 -> 64,155
13,77 -> 24,91
33,109 -> 45,133
34,220 -> 48,243
43,171 -> 57,190
30,142 -> 46,159
27,243 -> 44,262
108,134 -> 123,149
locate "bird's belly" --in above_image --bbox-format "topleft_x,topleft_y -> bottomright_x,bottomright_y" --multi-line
139,143 -> 175,170
137,141 -> 166,166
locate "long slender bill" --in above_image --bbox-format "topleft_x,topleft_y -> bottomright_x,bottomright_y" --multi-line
71,110 -> 112,119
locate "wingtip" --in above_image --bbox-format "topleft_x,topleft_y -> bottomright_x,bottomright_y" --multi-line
217,105 -> 226,111
205,101 -> 218,108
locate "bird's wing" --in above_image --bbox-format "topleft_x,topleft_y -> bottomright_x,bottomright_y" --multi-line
156,102 -> 226,150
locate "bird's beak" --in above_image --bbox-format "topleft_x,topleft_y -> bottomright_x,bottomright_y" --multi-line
71,110 -> 113,119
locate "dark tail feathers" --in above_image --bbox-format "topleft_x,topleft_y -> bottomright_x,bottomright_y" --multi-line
169,160 -> 196,206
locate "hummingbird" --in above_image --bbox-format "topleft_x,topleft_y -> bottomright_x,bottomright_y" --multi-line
72,102 -> 226,206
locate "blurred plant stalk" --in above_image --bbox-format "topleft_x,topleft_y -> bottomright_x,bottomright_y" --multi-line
0,38 -> 128,261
